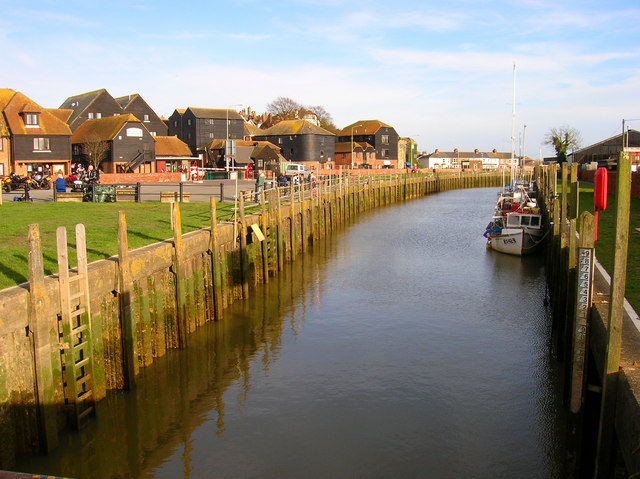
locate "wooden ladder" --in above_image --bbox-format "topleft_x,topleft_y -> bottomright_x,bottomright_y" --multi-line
57,224 -> 96,429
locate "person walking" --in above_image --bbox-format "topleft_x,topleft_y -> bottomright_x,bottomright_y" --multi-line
255,169 -> 266,202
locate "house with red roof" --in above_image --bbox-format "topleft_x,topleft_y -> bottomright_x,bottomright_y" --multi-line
0,88 -> 72,176
336,120 -> 399,169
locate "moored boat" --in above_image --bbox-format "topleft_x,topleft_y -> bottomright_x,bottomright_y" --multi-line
483,184 -> 544,256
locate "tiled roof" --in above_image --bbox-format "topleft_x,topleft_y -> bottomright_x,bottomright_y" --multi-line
59,88 -> 109,123
72,114 -> 140,143
197,139 -> 257,151
260,119 -> 335,136
0,89 -> 72,136
251,141 -> 285,162
47,108 -> 73,123
337,120 -> 394,136
187,107 -> 244,120
114,93 -> 139,109
334,141 -> 374,153
244,122 -> 263,136
155,135 -> 193,157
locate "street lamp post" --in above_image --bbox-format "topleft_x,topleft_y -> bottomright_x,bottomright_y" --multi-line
351,124 -> 362,169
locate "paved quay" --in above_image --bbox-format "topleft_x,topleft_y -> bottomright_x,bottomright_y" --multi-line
1,179 -> 258,203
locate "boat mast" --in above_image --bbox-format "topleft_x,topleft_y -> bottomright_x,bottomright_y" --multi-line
511,63 -> 517,176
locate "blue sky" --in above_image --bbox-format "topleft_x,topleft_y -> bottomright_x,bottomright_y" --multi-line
2,0 -> 639,157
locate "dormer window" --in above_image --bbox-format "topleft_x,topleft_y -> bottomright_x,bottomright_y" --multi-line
24,113 -> 39,127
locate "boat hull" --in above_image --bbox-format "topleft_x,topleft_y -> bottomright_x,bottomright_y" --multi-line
489,228 -> 542,256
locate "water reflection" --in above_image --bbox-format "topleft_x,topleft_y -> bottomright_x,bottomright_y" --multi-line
17,188 -> 567,478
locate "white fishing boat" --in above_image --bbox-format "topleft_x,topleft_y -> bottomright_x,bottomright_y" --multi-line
483,184 -> 544,256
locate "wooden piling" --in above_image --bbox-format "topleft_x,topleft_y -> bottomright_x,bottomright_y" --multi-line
209,198 -> 223,321
171,202 -> 188,348
594,151 -> 632,477
117,212 -> 138,388
27,224 -> 58,452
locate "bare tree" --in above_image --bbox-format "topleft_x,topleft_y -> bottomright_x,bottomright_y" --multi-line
82,133 -> 110,170
545,126 -> 582,163
306,105 -> 338,133
266,97 -> 301,120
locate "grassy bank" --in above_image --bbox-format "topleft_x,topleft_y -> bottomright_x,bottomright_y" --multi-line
577,183 -> 640,312
0,201 -> 253,289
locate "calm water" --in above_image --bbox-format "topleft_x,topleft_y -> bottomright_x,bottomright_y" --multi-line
19,187 -> 567,478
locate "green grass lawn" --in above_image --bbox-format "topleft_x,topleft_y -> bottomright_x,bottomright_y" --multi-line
577,183 -> 640,312
0,201 -> 256,289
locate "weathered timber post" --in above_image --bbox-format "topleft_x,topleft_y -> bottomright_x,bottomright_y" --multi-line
260,190 -> 270,283
27,224 -> 58,452
569,211 -> 595,413
209,198 -> 223,321
171,202 -> 188,348
117,212 -> 138,388
594,151 -> 632,478
239,192 -> 250,299
276,187 -> 284,271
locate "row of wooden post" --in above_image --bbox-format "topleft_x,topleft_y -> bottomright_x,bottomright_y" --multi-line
538,153 -> 633,477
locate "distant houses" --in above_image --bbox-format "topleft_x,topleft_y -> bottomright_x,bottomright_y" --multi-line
419,149 -> 515,170
2,85 -> 554,178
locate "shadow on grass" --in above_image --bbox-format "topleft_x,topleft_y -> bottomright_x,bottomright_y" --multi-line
2,254 -> 29,285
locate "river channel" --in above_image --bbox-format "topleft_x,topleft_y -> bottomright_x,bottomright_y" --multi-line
19,187 -> 567,478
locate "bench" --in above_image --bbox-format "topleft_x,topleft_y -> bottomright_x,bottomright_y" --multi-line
56,192 -> 84,202
116,188 -> 137,202
160,192 -> 190,203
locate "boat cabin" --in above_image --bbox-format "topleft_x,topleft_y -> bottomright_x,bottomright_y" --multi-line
506,213 -> 541,229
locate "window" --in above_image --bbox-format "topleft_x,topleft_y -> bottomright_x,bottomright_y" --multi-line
382,149 -> 389,158
278,138 -> 282,144
96,113 -> 102,119
126,127 -> 143,137
143,114 -> 150,122
521,216 -> 531,226
88,113 -> 94,119
320,137 -> 324,145
0,138 -> 3,151
381,135 -> 389,144
33,137 -> 50,151
150,131 -> 156,136
187,119 -> 192,126
25,113 -> 39,127
209,133 -> 215,139
173,120 -> 178,127
73,145 -> 80,155
531,216 -> 540,227
0,164 -> 3,175
207,119 -> 214,125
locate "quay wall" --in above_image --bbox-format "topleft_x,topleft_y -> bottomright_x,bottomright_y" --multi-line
0,172 -> 501,468
539,160 -> 640,477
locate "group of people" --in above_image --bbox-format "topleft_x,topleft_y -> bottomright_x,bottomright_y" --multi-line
54,164 -> 100,193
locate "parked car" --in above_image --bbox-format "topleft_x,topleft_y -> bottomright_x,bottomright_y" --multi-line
282,163 -> 308,177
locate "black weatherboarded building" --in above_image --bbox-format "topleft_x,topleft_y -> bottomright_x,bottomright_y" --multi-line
168,107 -> 245,155
253,119 -> 336,166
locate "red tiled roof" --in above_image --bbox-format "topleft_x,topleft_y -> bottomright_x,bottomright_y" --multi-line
72,114 -> 141,143
155,136 -> 193,157
337,120 -> 393,137
261,119 -> 335,136
0,88 -> 72,136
